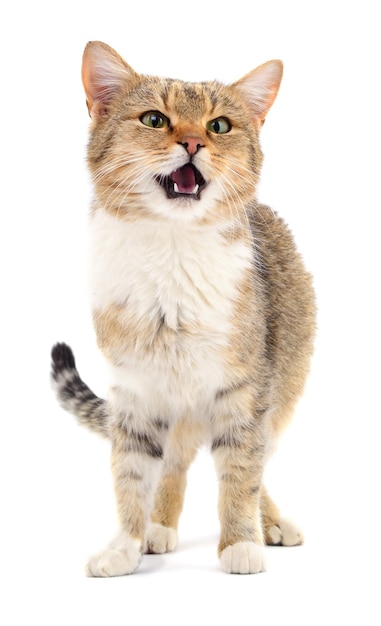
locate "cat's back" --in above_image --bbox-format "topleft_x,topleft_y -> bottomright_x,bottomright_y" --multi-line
250,201 -> 315,335
249,203 -> 316,420
250,203 -> 311,280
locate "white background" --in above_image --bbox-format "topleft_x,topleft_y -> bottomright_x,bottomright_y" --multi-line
1,1 -> 380,624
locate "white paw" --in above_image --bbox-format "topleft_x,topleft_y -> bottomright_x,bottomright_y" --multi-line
267,517 -> 304,546
220,542 -> 266,574
86,532 -> 142,577
145,523 -> 177,554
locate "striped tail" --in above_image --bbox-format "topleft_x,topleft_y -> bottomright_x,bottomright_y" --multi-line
50,343 -> 109,439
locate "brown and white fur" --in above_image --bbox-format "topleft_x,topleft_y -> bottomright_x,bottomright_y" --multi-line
51,41 -> 316,576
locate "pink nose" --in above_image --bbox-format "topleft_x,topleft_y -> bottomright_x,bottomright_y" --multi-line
179,136 -> 204,156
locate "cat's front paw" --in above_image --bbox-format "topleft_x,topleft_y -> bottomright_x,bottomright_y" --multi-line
145,523 -> 177,554
266,517 -> 304,546
220,542 -> 266,574
86,533 -> 142,577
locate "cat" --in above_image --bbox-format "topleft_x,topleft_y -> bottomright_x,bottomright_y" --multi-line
51,41 -> 316,577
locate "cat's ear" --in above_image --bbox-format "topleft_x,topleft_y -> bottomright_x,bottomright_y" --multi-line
82,41 -> 139,119
233,60 -> 283,125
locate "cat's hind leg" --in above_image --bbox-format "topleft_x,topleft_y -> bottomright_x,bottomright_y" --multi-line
145,419 -> 203,554
261,486 -> 304,546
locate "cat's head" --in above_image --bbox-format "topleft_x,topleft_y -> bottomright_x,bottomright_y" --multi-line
82,42 -> 282,223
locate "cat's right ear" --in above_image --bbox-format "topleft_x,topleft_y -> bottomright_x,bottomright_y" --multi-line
82,41 -> 139,119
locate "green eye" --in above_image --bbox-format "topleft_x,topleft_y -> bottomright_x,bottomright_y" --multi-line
140,111 -> 169,128
206,117 -> 231,134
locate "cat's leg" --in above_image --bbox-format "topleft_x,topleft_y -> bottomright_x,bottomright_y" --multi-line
261,486 -> 304,546
262,401 -> 304,546
146,419 -> 203,554
211,390 -> 267,574
86,394 -> 168,577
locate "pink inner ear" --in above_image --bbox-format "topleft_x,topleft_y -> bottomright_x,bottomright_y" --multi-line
81,42 -> 139,118
234,60 -> 283,123
82,57 -> 116,112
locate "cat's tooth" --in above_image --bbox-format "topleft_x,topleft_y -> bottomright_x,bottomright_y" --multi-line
173,182 -> 199,194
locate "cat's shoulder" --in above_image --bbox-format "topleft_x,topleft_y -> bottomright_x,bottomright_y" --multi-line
248,202 -> 305,272
249,202 -> 288,234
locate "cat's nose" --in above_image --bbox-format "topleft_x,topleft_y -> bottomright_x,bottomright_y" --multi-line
179,136 -> 204,156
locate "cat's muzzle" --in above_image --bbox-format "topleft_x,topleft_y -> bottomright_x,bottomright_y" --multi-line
157,163 -> 206,200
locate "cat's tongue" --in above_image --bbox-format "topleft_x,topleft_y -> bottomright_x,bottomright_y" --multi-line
170,164 -> 196,194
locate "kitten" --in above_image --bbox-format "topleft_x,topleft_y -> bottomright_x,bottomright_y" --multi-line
51,41 -> 316,576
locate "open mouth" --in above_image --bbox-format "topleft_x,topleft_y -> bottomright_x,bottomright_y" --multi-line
157,163 -> 207,200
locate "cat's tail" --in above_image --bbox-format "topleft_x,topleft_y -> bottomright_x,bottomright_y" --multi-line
50,342 -> 110,439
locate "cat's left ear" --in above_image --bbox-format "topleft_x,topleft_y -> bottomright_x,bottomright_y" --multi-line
233,60 -> 283,125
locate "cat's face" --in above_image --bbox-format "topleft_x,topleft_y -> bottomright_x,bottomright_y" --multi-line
82,42 -> 282,224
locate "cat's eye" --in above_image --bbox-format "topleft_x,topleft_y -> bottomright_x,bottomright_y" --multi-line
140,111 -> 169,129
206,117 -> 231,134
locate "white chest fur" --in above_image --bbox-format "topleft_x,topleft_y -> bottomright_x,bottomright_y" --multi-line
88,209 -> 253,416
89,210 -> 252,327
